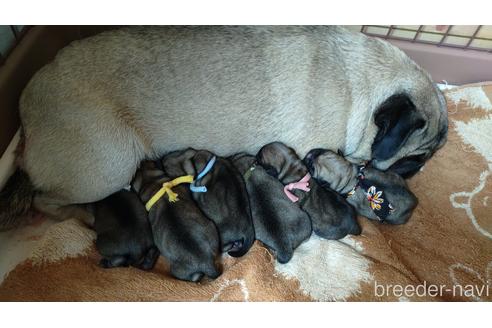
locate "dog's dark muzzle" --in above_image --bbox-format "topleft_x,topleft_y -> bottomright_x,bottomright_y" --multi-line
385,154 -> 428,179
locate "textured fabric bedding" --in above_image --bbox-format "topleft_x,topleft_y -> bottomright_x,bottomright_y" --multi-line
0,82 -> 491,301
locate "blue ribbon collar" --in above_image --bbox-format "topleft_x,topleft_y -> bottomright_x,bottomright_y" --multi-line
190,156 -> 217,193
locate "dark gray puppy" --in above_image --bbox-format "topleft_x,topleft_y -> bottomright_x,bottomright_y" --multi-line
133,161 -> 221,282
161,149 -> 254,257
230,153 -> 312,264
304,149 -> 418,224
94,189 -> 159,270
257,142 -> 361,239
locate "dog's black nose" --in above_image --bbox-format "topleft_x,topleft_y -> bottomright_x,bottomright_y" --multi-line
304,148 -> 327,174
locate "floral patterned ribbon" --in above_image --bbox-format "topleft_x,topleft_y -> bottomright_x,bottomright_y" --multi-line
283,173 -> 311,203
347,165 -> 395,221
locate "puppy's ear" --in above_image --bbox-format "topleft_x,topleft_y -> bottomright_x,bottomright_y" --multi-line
192,151 -> 214,175
131,171 -> 143,193
174,149 -> 197,176
256,145 -> 281,177
372,94 -> 425,161
257,142 -> 293,178
261,163 -> 280,178
131,161 -> 161,192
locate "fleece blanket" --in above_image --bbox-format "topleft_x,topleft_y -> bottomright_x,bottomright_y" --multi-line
0,82 -> 491,301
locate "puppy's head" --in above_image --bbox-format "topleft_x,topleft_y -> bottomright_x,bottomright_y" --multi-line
305,182 -> 361,239
162,148 -> 218,181
229,153 -> 256,174
170,259 -> 222,282
256,142 -> 308,184
352,168 -> 418,224
161,148 -> 198,177
191,150 -> 216,179
132,160 -> 165,194
304,148 -> 358,195
193,151 -> 255,257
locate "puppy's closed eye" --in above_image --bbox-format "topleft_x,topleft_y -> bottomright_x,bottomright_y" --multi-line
262,163 -> 279,178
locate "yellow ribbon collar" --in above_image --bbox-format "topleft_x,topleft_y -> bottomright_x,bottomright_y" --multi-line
145,175 -> 194,211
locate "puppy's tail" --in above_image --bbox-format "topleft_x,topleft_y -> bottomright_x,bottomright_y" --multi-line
0,169 -> 35,231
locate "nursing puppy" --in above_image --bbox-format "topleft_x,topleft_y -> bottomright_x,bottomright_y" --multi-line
305,149 -> 418,224
2,26 -> 448,229
161,149 -> 254,257
94,189 -> 159,270
132,161 -> 221,282
231,153 -> 312,264
257,142 -> 361,239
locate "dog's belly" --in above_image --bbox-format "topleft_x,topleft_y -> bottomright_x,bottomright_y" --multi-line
17,27 -> 359,203
148,103 -> 347,158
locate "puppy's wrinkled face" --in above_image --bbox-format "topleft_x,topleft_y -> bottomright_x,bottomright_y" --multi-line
161,148 -> 198,177
257,142 -> 307,184
161,148 -> 217,181
132,160 -> 166,194
192,150 -> 215,176
304,149 -> 358,195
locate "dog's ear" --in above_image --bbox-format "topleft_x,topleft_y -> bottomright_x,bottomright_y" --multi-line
261,163 -> 280,178
131,162 -> 164,193
131,171 -> 144,193
256,145 -> 281,177
174,148 -> 197,176
257,142 -> 297,179
192,151 -> 214,175
179,158 -> 197,177
372,94 -> 425,161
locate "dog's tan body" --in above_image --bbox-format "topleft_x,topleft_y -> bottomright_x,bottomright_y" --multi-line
0,26 -> 448,226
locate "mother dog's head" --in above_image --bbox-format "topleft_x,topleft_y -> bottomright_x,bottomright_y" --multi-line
368,85 -> 448,178
334,32 -> 449,179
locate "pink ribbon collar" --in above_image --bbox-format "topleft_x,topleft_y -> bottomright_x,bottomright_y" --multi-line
283,173 -> 311,203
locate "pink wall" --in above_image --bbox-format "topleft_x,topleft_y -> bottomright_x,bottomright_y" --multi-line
389,39 -> 492,85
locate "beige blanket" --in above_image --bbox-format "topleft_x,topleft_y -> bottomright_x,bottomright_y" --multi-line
1,82 -> 491,301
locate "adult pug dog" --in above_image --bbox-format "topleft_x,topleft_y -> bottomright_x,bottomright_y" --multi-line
0,26 -> 448,229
